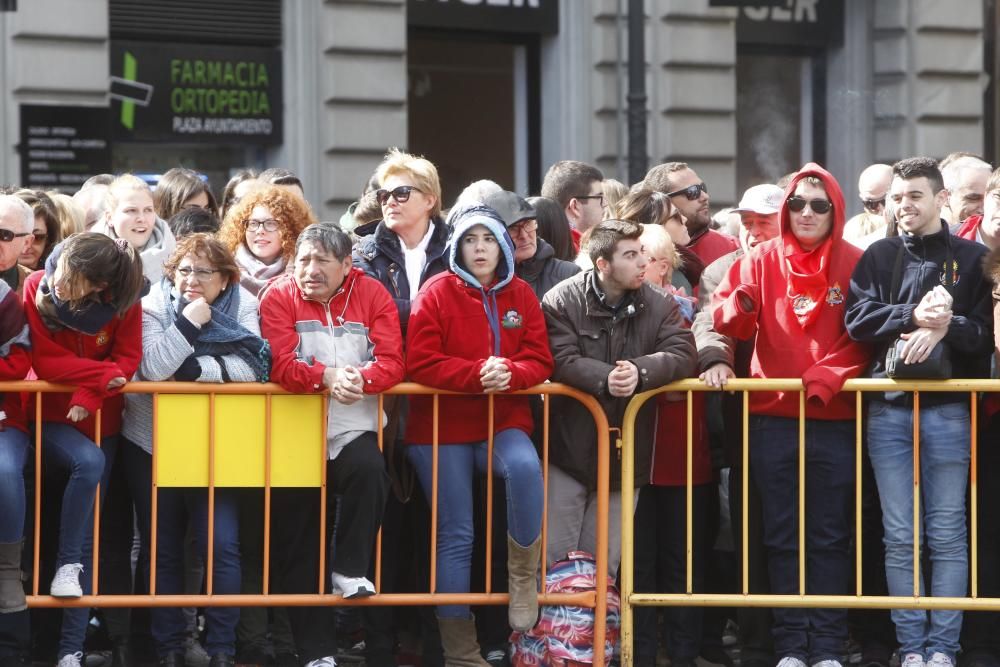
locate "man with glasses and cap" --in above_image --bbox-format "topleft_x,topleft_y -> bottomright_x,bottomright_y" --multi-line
642,162 -> 738,267
483,190 -> 580,301
844,164 -> 892,246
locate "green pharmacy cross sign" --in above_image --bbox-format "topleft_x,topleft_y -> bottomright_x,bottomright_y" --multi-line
109,41 -> 283,146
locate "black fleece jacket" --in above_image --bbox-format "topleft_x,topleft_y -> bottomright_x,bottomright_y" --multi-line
845,220 -> 993,405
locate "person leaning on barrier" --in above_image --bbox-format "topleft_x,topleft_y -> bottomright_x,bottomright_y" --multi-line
259,221 -> 401,667
120,234 -> 270,666
712,163 -> 872,667
845,157 -> 994,667
0,196 -> 33,657
23,233 -> 147,667
693,183 -> 783,667
541,218 -> 697,574
404,204 -> 554,664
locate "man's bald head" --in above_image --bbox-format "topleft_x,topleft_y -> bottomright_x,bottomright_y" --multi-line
858,164 -> 893,214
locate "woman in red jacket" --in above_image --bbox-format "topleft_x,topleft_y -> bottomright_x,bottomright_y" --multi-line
23,233 -> 146,667
405,205 -> 554,664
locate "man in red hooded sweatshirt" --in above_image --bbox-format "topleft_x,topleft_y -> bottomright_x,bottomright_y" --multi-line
711,164 -> 872,667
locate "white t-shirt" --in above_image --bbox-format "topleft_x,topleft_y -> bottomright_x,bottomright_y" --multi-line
400,222 -> 435,297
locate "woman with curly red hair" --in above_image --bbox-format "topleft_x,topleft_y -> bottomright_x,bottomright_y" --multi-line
218,186 -> 316,295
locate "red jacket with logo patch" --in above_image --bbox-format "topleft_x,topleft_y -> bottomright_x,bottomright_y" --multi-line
405,271 -> 554,444
22,271 -> 142,439
711,163 -> 871,419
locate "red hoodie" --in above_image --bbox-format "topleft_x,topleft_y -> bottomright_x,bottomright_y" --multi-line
405,271 -> 554,445
711,163 -> 871,419
22,271 -> 142,438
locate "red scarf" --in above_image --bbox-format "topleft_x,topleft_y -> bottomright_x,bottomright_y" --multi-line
784,235 -> 832,328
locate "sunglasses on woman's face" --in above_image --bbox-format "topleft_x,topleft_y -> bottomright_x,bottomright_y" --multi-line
0,229 -> 31,243
787,196 -> 832,214
375,185 -> 422,207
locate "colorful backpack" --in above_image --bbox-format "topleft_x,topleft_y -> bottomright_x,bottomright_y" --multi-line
510,550 -> 621,667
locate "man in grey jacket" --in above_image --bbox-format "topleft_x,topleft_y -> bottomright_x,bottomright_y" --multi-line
541,219 -> 697,572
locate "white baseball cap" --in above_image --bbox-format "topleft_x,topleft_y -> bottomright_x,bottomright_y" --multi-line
732,184 -> 784,215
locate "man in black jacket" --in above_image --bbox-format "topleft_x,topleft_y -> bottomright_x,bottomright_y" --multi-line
845,157 -> 993,667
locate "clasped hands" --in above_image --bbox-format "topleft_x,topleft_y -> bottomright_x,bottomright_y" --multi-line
901,286 -> 952,365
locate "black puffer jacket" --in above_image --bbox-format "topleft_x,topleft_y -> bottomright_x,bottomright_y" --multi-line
352,216 -> 450,332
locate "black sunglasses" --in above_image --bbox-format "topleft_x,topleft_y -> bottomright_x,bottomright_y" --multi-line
787,196 -> 833,214
0,229 -> 30,243
666,182 -> 708,201
376,185 -> 422,206
862,197 -> 885,212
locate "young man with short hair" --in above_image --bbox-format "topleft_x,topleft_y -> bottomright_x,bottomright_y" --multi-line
540,160 -> 605,248
846,157 -> 994,667
541,219 -> 697,572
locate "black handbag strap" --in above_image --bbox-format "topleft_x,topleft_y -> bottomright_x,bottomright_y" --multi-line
889,236 -> 953,306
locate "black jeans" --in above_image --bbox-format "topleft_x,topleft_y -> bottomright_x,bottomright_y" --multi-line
270,432 -> 388,663
633,483 -> 716,661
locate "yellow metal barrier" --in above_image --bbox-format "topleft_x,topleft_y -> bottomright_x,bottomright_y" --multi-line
619,377 -> 1000,666
4,380 -> 613,664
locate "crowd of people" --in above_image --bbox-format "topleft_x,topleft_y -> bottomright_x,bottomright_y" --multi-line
0,148 -> 998,667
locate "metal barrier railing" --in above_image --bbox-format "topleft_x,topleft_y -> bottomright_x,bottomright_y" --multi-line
618,377 -> 1000,665
5,380 -> 612,665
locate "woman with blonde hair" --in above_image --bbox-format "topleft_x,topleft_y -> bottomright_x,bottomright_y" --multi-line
47,192 -> 86,239
92,174 -> 177,282
218,185 -> 316,295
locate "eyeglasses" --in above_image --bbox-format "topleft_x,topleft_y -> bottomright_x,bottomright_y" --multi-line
862,197 -> 885,212
0,229 -> 30,243
176,267 -> 220,280
376,185 -> 422,206
574,194 -> 605,206
666,182 -> 708,200
31,232 -> 47,242
508,219 -> 538,236
247,219 -> 280,233
787,196 -> 833,214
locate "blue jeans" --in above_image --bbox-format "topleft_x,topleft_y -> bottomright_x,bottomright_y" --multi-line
407,428 -> 543,619
123,441 -> 241,658
867,400 -> 970,660
37,422 -> 117,659
749,416 -> 854,664
0,428 -> 28,542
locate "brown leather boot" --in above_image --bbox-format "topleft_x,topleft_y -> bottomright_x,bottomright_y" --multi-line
437,615 -> 490,667
0,540 -> 25,613
506,534 -> 541,632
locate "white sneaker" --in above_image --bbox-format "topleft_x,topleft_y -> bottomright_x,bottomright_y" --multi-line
902,654 -> 926,667
57,652 -> 83,667
50,563 -> 84,598
304,658 -> 337,667
927,654 -> 954,667
330,571 -> 375,599
777,658 -> 808,667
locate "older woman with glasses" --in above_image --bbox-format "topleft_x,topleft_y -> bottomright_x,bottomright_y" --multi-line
218,185 -> 316,295
121,233 -> 270,666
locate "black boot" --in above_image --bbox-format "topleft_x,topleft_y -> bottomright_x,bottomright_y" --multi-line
111,641 -> 132,667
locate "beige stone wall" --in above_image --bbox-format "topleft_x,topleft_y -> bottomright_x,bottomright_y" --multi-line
874,0 -> 986,163
0,0 -> 109,184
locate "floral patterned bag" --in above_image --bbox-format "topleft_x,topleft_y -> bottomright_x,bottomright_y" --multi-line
510,550 -> 621,666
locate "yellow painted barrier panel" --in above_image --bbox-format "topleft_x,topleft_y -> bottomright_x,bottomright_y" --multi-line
156,393 -> 324,487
